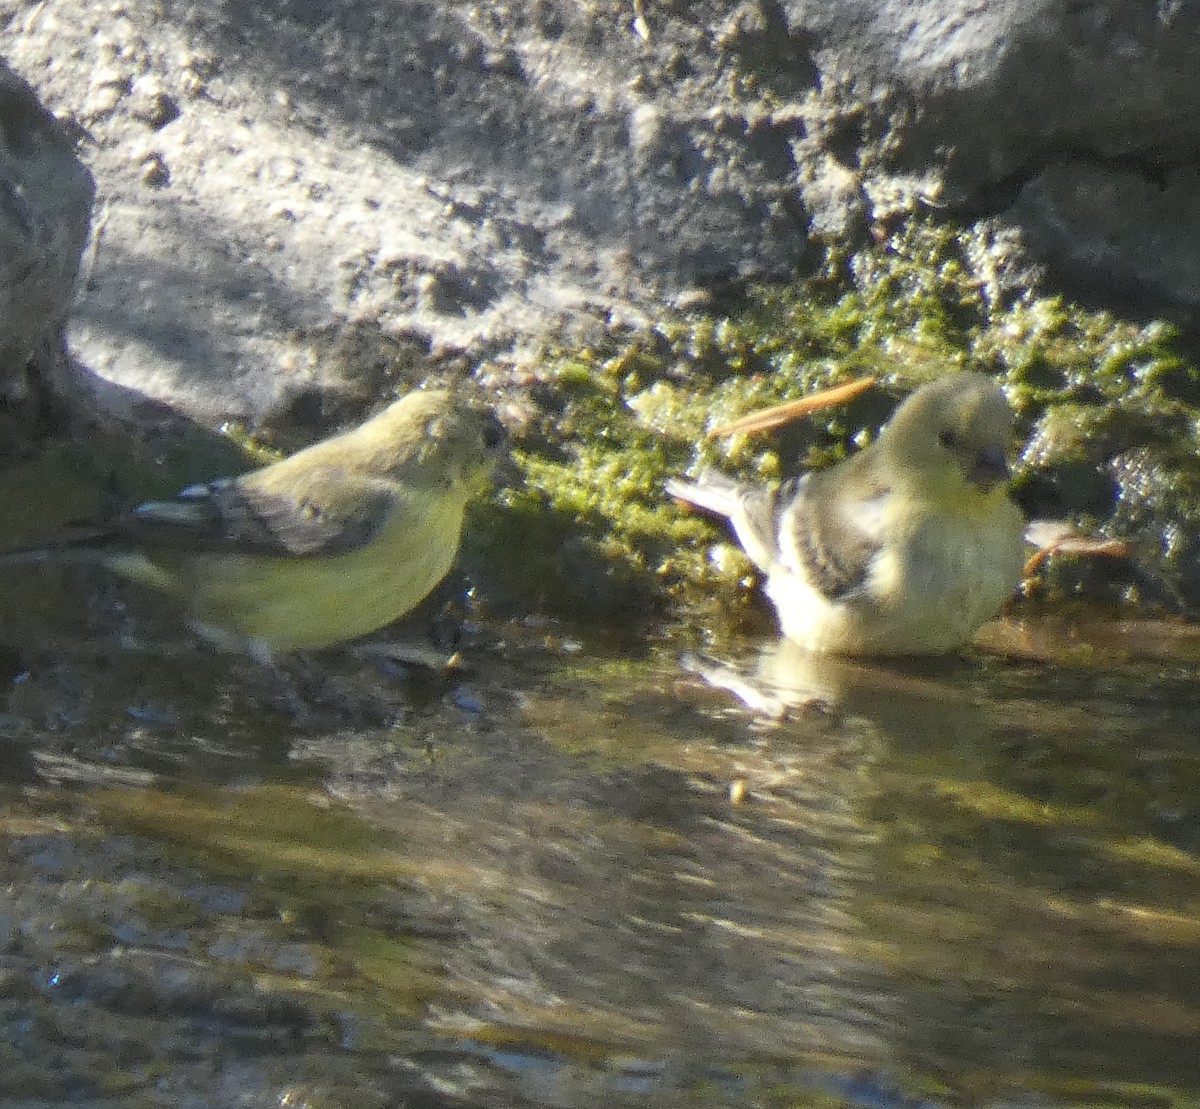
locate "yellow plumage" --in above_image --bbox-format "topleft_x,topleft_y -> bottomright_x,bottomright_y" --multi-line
7,388 -> 505,657
667,372 -> 1027,655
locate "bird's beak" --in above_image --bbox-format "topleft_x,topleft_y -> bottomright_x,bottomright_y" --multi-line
968,444 -> 1010,490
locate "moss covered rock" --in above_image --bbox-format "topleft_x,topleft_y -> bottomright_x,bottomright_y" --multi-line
475,219 -> 1200,625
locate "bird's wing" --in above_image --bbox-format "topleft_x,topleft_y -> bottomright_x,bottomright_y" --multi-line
774,468 -> 890,602
667,472 -> 785,572
668,469 -> 886,599
113,466 -> 402,557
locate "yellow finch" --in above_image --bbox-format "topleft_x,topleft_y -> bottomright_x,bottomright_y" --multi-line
667,372 -> 1027,655
5,389 -> 505,659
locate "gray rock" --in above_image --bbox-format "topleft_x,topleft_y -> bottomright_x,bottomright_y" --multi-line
2,0 -> 1199,423
0,62 -> 93,420
778,0 -> 1200,208
774,0 -> 1200,311
0,1 -> 810,423
1008,162 -> 1200,310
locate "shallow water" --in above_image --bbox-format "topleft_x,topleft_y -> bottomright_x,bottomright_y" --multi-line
1,611 -> 1199,1106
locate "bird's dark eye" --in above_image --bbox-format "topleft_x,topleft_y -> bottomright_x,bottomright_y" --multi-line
938,429 -> 958,449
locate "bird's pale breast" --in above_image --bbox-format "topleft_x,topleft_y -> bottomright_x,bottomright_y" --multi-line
769,489 -> 1024,655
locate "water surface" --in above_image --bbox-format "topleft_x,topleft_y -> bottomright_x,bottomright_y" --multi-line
1,612 -> 1198,1106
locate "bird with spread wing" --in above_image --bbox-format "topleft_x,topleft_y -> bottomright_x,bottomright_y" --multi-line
666,372 -> 1028,655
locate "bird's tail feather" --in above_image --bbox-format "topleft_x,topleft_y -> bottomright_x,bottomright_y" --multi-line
664,472 -> 746,520
669,470 -> 796,576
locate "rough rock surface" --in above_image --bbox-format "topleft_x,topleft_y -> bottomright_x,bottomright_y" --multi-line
0,60 -> 93,421
777,1 -> 1200,303
0,0 -> 1197,423
0,0 -> 810,423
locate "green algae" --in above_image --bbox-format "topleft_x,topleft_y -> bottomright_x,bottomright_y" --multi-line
4,217 -> 1199,636
478,218 -> 1200,623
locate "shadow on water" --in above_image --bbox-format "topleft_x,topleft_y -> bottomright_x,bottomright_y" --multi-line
1,611 -> 1200,1104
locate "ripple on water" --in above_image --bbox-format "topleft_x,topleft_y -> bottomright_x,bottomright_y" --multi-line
0,615 -> 1197,1104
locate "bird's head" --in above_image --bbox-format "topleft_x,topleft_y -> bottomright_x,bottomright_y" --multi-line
879,372 -> 1015,496
356,389 -> 508,490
